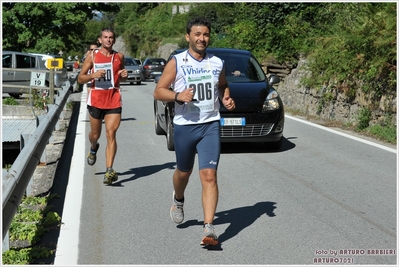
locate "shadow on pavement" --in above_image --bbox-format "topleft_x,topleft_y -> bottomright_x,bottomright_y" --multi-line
221,136 -> 296,154
100,162 -> 177,186
177,201 -> 277,251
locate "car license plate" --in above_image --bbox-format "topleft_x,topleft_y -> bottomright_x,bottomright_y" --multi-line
152,72 -> 162,75
220,118 -> 246,126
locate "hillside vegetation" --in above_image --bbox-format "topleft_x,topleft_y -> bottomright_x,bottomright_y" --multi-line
115,3 -> 396,100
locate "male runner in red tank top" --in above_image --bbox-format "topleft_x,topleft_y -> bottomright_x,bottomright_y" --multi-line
78,27 -> 128,185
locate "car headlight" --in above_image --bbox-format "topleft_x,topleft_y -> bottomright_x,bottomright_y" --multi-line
133,70 -> 141,74
262,89 -> 280,111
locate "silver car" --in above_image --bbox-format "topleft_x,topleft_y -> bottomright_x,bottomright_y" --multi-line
124,56 -> 142,85
2,51 -> 69,98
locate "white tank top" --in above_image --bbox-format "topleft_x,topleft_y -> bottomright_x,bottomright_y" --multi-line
173,50 -> 223,125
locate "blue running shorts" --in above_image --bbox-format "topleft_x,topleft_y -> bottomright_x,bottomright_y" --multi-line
174,120 -> 221,172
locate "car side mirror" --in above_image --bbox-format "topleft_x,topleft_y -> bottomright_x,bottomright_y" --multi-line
269,75 -> 280,86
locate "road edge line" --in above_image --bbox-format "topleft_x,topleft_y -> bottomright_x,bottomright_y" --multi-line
285,114 -> 397,154
54,86 -> 87,265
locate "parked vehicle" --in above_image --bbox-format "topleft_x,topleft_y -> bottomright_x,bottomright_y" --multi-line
142,57 -> 166,80
30,52 -> 69,86
124,56 -> 142,85
65,61 -> 74,71
132,58 -> 143,80
2,51 -> 69,98
153,48 -> 284,151
133,58 -> 142,66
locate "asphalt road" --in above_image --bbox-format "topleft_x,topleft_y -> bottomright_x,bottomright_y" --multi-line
54,81 -> 397,265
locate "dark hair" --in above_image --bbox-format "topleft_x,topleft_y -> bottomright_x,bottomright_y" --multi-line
186,17 -> 211,34
87,43 -> 98,51
99,27 -> 116,38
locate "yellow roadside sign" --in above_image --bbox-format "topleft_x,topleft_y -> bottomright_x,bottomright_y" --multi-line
45,58 -> 64,69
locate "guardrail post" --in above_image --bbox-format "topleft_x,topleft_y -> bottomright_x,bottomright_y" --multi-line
49,68 -> 55,104
2,169 -> 10,252
21,134 -> 38,197
47,104 -> 62,131
37,115 -> 54,144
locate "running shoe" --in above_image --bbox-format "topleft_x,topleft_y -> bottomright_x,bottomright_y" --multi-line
103,168 -> 118,185
200,223 -> 218,246
170,192 -> 184,224
87,143 -> 99,166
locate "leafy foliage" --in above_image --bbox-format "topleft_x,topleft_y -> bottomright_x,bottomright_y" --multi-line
369,123 -> 397,144
2,3 -> 120,57
3,194 -> 61,265
301,3 -> 396,97
357,108 -> 372,130
3,97 -> 19,105
2,246 -> 54,265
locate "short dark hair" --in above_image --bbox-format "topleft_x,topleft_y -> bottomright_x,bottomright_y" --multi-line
99,27 -> 116,38
186,17 -> 211,34
87,43 -> 98,51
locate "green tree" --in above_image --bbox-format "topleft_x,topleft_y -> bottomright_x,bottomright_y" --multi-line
302,2 -> 396,96
2,2 -> 120,55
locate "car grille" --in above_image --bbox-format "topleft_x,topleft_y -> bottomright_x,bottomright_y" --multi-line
220,123 -> 274,137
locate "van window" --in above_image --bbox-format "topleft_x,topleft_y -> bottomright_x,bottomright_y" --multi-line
2,54 -> 12,68
16,54 -> 36,68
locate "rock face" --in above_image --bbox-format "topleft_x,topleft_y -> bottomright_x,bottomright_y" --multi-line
156,43 -> 179,60
113,36 -> 130,57
114,36 -> 178,60
272,58 -> 397,127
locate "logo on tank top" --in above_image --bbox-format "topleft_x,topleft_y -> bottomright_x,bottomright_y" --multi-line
181,67 -> 211,76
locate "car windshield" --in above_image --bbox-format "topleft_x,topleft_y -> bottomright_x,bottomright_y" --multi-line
125,58 -> 138,66
213,52 -> 266,83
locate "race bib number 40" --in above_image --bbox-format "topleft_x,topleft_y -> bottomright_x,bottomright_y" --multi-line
94,63 -> 114,89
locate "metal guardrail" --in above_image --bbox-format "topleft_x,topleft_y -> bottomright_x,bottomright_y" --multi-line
2,80 -> 73,240
2,67 -> 64,73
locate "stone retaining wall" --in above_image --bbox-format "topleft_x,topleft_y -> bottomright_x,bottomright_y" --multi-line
273,59 -> 397,127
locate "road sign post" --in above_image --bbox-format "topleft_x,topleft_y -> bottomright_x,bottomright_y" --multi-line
46,58 -> 64,104
30,72 -> 46,87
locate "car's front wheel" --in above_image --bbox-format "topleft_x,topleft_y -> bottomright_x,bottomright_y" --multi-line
166,114 -> 175,151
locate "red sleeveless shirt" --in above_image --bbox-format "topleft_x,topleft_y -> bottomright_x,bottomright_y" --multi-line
87,50 -> 123,109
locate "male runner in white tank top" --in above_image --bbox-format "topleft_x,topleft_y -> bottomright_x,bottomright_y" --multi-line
153,17 -> 235,246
